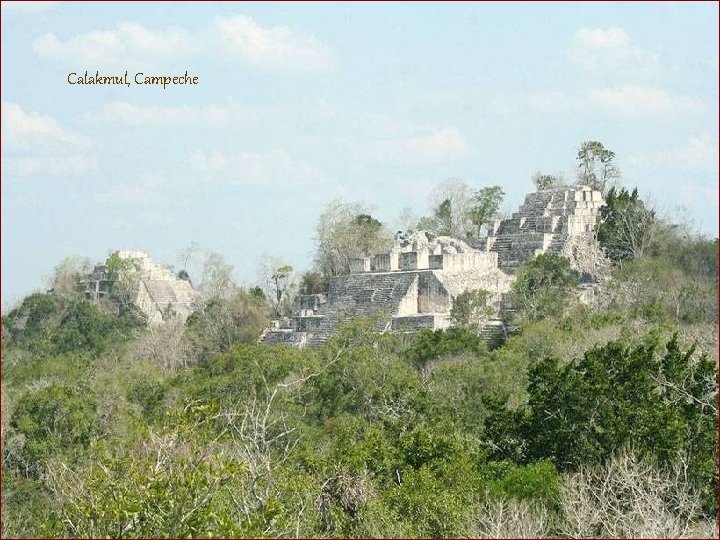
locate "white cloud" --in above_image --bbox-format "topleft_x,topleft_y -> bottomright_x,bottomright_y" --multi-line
1,1 -> 58,13
2,101 -> 85,149
85,101 -> 252,127
6,155 -> 97,176
586,85 -> 703,116
33,16 -> 333,71
189,149 -> 322,187
99,171 -> 168,205
208,15 -> 333,71
528,86 -> 703,117
629,134 -> 719,171
1,102 -> 95,176
527,91 -> 573,113
359,128 -> 468,164
34,23 -> 199,67
571,26 -> 658,72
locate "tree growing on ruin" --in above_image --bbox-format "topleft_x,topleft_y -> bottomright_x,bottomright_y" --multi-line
258,257 -> 297,317
299,271 -> 329,295
314,200 -> 393,277
532,173 -> 561,190
105,253 -> 141,314
511,253 -> 578,321
272,265 -> 294,303
468,186 -> 504,237
421,179 -> 475,238
49,257 -> 93,299
450,289 -> 494,332
576,140 -> 620,194
177,242 -> 201,285
418,180 -> 504,239
432,198 -> 454,236
397,207 -> 419,234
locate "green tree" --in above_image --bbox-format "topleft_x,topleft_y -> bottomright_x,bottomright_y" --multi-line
314,201 -> 393,277
46,435 -> 241,538
576,140 -> 620,194
433,198 -> 454,236
468,186 -> 504,236
417,179 -> 475,238
51,299 -> 141,355
598,187 -> 658,261
525,335 -> 718,513
450,289 -> 494,332
532,172 -> 560,190
354,214 -> 386,255
299,271 -> 329,295
511,254 -> 578,321
3,293 -> 62,354
403,327 -> 487,368
9,384 -> 97,477
419,181 -> 504,239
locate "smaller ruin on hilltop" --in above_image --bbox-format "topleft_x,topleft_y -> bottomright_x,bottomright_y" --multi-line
261,184 -> 607,346
80,250 -> 201,324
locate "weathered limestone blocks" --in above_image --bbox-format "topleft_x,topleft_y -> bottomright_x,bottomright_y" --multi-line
350,257 -> 371,273
441,251 -> 498,272
371,254 -> 392,271
487,184 -> 606,276
392,313 -> 450,332
261,185 -> 608,347
294,293 -> 326,316
429,254 -> 444,269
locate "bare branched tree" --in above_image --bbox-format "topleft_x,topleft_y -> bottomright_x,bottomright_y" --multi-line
215,388 -> 298,523
131,316 -> 193,371
559,449 -> 714,539
200,252 -> 236,300
471,497 -> 551,538
314,200 -> 393,277
49,256 -> 93,298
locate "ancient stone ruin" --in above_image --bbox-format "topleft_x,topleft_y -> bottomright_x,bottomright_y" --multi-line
261,184 -> 606,346
482,184 -> 607,278
80,250 -> 200,324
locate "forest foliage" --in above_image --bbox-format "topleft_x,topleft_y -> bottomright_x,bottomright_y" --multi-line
2,143 -> 718,538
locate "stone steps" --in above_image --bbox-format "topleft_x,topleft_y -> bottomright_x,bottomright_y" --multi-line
302,272 -> 419,345
488,188 -> 582,269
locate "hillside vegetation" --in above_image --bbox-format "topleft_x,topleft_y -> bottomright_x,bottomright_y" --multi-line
2,163 -> 718,537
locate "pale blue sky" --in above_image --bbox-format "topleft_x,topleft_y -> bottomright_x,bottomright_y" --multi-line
2,1 -> 718,306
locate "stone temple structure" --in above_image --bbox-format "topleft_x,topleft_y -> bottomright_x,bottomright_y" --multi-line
80,250 -> 200,324
260,184 -> 606,346
483,184 -> 607,278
